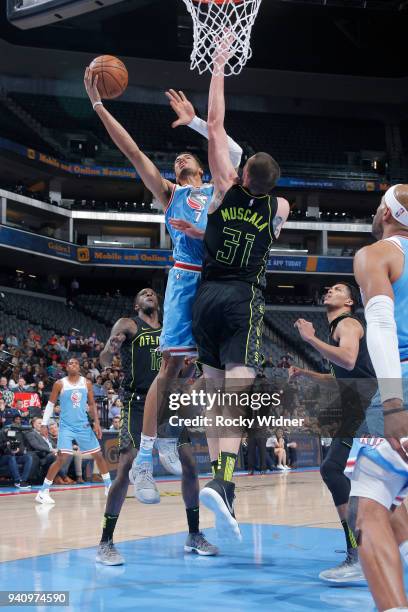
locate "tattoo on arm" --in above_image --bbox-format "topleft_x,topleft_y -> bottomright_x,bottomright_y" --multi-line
273,215 -> 284,239
209,190 -> 224,213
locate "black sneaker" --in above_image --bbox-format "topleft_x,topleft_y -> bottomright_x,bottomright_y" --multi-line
199,479 -> 242,542
19,481 -> 31,490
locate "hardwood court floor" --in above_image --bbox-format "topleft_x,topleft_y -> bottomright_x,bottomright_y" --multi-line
1,469 -> 343,563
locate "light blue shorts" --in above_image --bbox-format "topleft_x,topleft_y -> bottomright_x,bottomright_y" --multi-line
57,422 -> 100,455
159,264 -> 201,356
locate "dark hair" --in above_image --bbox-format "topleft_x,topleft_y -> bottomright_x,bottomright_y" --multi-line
340,283 -> 360,313
175,152 -> 204,172
246,152 -> 281,194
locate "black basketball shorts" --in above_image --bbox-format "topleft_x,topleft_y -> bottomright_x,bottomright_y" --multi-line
118,397 -> 145,453
192,280 -> 265,370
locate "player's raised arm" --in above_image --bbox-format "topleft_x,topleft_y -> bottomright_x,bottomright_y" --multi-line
84,67 -> 173,207
100,317 -> 137,369
166,89 -> 243,169
207,40 -> 239,204
41,380 -> 62,427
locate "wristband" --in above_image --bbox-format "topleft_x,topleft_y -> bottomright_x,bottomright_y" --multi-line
93,101 -> 103,111
383,407 -> 408,416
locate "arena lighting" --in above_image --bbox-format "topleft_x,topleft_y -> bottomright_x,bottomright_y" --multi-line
278,285 -> 295,288
15,269 -> 24,274
28,274 -> 37,278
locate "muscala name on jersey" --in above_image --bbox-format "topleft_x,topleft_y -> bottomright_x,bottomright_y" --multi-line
221,207 -> 268,232
138,334 -> 160,348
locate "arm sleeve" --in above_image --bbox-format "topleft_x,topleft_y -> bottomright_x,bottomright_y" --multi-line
42,401 -> 55,426
365,294 -> 404,403
188,116 -> 243,169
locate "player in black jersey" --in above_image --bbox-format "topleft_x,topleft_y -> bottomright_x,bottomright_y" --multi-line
186,38 -> 290,540
95,288 -> 217,565
291,282 -> 376,582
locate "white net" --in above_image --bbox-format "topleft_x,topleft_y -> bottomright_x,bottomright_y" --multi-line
181,0 -> 263,77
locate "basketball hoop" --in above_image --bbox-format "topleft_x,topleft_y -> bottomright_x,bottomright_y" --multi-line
181,0 -> 263,76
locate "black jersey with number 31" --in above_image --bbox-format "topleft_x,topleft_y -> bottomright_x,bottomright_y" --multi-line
121,316 -> 162,395
202,184 -> 278,288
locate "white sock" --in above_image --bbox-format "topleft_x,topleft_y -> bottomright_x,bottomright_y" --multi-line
399,540 -> 408,566
140,434 -> 156,452
101,473 -> 111,484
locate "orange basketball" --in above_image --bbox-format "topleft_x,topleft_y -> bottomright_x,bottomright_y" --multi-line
89,55 -> 128,100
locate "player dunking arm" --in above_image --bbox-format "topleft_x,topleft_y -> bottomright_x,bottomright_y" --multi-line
291,283 -> 375,583
188,37 -> 290,541
84,67 -> 243,504
95,289 -> 217,565
346,184 -> 408,612
35,357 -> 111,505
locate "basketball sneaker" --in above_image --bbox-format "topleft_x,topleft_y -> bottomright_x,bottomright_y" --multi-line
131,460 -> 160,504
199,479 -> 242,542
319,552 -> 365,583
96,541 -> 124,566
155,438 -> 182,476
35,490 -> 55,505
184,532 -> 219,556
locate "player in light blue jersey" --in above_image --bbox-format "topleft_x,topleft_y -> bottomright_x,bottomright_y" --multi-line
346,184 -> 408,611
84,71 -> 243,503
35,358 -> 111,505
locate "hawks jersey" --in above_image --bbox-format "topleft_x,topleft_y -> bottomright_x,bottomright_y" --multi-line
328,314 -> 375,380
121,317 -> 162,395
202,184 -> 278,288
59,376 -> 88,429
165,183 -> 214,266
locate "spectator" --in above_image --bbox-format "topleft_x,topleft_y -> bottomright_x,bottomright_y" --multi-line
0,422 -> 33,488
11,377 -> 34,392
109,416 -> 120,431
109,399 -> 123,421
0,377 -> 14,407
93,376 -> 106,399
24,417 -> 57,477
5,333 -> 18,348
277,355 -> 292,369
0,399 -> 6,429
274,429 -> 291,470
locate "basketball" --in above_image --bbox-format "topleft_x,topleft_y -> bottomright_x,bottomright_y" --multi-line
89,55 -> 128,100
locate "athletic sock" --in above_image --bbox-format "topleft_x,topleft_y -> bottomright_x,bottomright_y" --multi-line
215,452 -> 237,482
341,519 -> 358,555
101,472 -> 111,487
400,540 -> 408,566
135,434 -> 156,465
41,478 -> 53,491
211,460 -> 218,477
100,513 -> 119,543
186,507 -> 200,534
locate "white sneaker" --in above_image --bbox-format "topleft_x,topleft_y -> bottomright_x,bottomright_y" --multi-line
155,438 -> 182,476
131,460 -> 160,504
35,490 -> 55,505
276,464 -> 285,470
283,465 -> 291,470
319,555 -> 365,583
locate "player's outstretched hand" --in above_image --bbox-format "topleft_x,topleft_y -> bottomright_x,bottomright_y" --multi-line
165,89 -> 195,128
169,218 -> 204,240
294,319 -> 316,342
93,421 -> 103,440
84,66 -> 101,108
